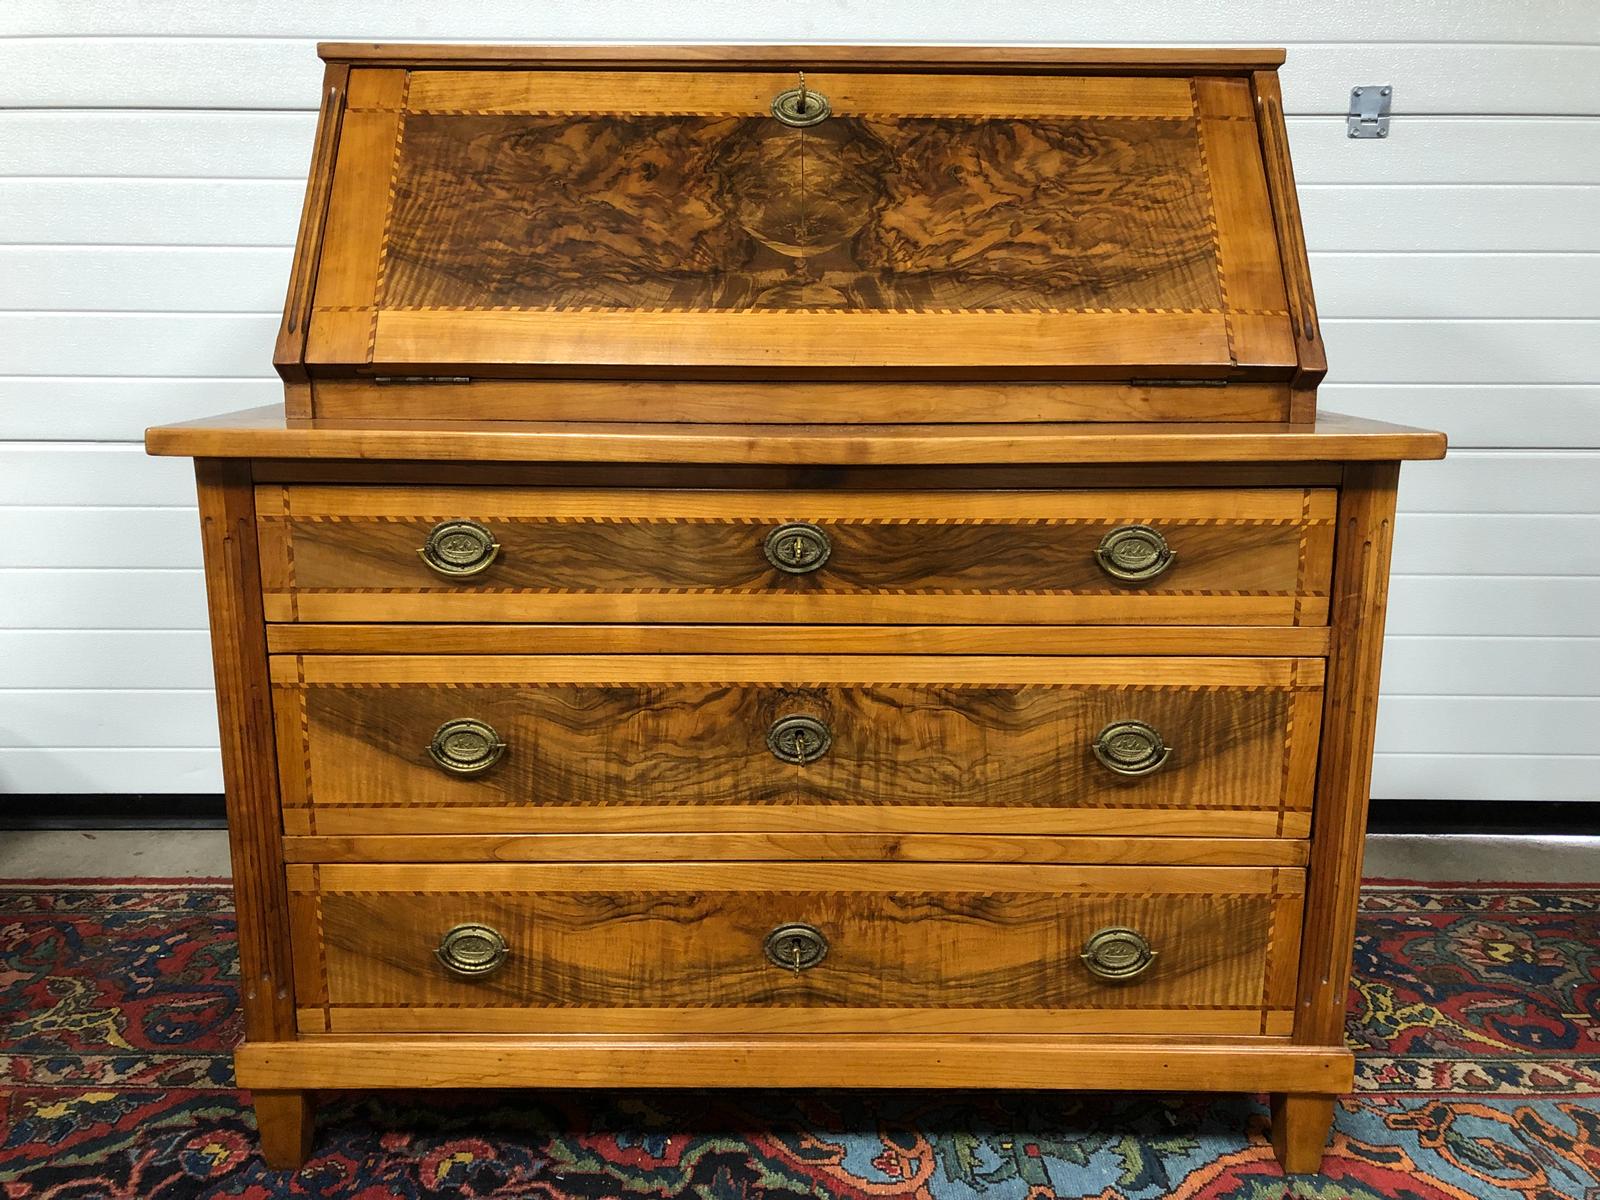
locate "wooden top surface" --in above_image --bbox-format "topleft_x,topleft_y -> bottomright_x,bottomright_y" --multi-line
318,44 -> 1288,73
146,409 -> 1445,464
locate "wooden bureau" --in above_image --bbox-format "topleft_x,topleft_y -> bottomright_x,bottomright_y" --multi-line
147,43 -> 1445,1174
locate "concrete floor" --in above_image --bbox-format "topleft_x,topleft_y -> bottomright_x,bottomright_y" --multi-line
2,828 -> 1599,882
0,829 -> 234,878
1362,833 -> 1600,882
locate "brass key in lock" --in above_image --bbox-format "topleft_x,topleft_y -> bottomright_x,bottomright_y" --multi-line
771,71 -> 831,127
764,923 -> 828,972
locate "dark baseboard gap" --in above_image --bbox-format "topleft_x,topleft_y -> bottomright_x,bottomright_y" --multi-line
1367,799 -> 1600,837
1,795 -> 228,831
2,793 -> 1595,836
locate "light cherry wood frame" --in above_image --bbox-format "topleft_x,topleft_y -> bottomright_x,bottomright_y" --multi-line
169,35 -> 1441,1181
182,450 -> 1427,1173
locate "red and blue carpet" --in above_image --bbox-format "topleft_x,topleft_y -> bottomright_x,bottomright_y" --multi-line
2,879 -> 1597,1198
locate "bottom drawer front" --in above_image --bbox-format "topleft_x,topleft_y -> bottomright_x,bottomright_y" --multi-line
288,863 -> 1303,1036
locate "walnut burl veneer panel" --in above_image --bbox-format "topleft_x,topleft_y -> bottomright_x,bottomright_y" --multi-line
256,486 -> 1335,625
304,69 -> 1295,376
269,655 -> 1323,839
383,110 -> 1219,315
285,862 -> 1304,1035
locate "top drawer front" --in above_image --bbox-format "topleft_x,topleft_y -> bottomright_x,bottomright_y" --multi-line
257,486 -> 1334,625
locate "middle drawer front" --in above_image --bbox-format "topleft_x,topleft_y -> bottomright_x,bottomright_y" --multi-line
286,862 -> 1305,1036
255,485 -> 1335,625
271,655 -> 1323,839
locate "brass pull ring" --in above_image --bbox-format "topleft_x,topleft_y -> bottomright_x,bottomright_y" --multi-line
1093,720 -> 1171,777
436,923 -> 509,978
428,718 -> 507,776
1081,927 -> 1156,981
764,522 -> 831,574
767,715 -> 832,765
765,923 -> 829,972
771,71 -> 830,127
1095,524 -> 1174,583
419,519 -> 500,578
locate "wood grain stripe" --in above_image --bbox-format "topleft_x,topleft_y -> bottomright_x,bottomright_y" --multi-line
402,72 -> 1199,118
369,310 -> 1234,372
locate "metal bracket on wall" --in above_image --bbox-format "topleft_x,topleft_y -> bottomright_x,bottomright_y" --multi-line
1347,86 -> 1392,138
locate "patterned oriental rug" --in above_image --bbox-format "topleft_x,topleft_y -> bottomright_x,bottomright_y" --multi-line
2,880 -> 1598,1199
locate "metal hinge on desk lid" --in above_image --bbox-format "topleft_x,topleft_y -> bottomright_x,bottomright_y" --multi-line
373,376 -> 474,385
1347,86 -> 1392,138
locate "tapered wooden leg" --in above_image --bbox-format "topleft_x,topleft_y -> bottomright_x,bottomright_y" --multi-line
1269,1093 -> 1335,1174
253,1089 -> 315,1169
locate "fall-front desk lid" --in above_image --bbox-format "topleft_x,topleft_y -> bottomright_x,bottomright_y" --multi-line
279,46 -> 1321,387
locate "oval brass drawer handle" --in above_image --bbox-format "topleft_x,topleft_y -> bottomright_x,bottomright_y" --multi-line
436,923 -> 509,978
1095,524 -> 1174,583
419,519 -> 500,578
767,714 -> 832,765
1093,720 -> 1171,777
1081,927 -> 1156,981
765,922 -> 829,972
428,718 -> 507,776
764,522 -> 831,574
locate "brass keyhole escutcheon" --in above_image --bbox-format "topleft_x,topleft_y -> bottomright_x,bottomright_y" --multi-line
419,519 -> 500,579
1092,720 -> 1172,777
428,718 -> 507,776
1094,524 -> 1175,583
767,715 -> 832,765
771,71 -> 830,127
765,923 -> 828,972
763,522 -> 831,574
1081,927 -> 1156,981
436,923 -> 510,978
